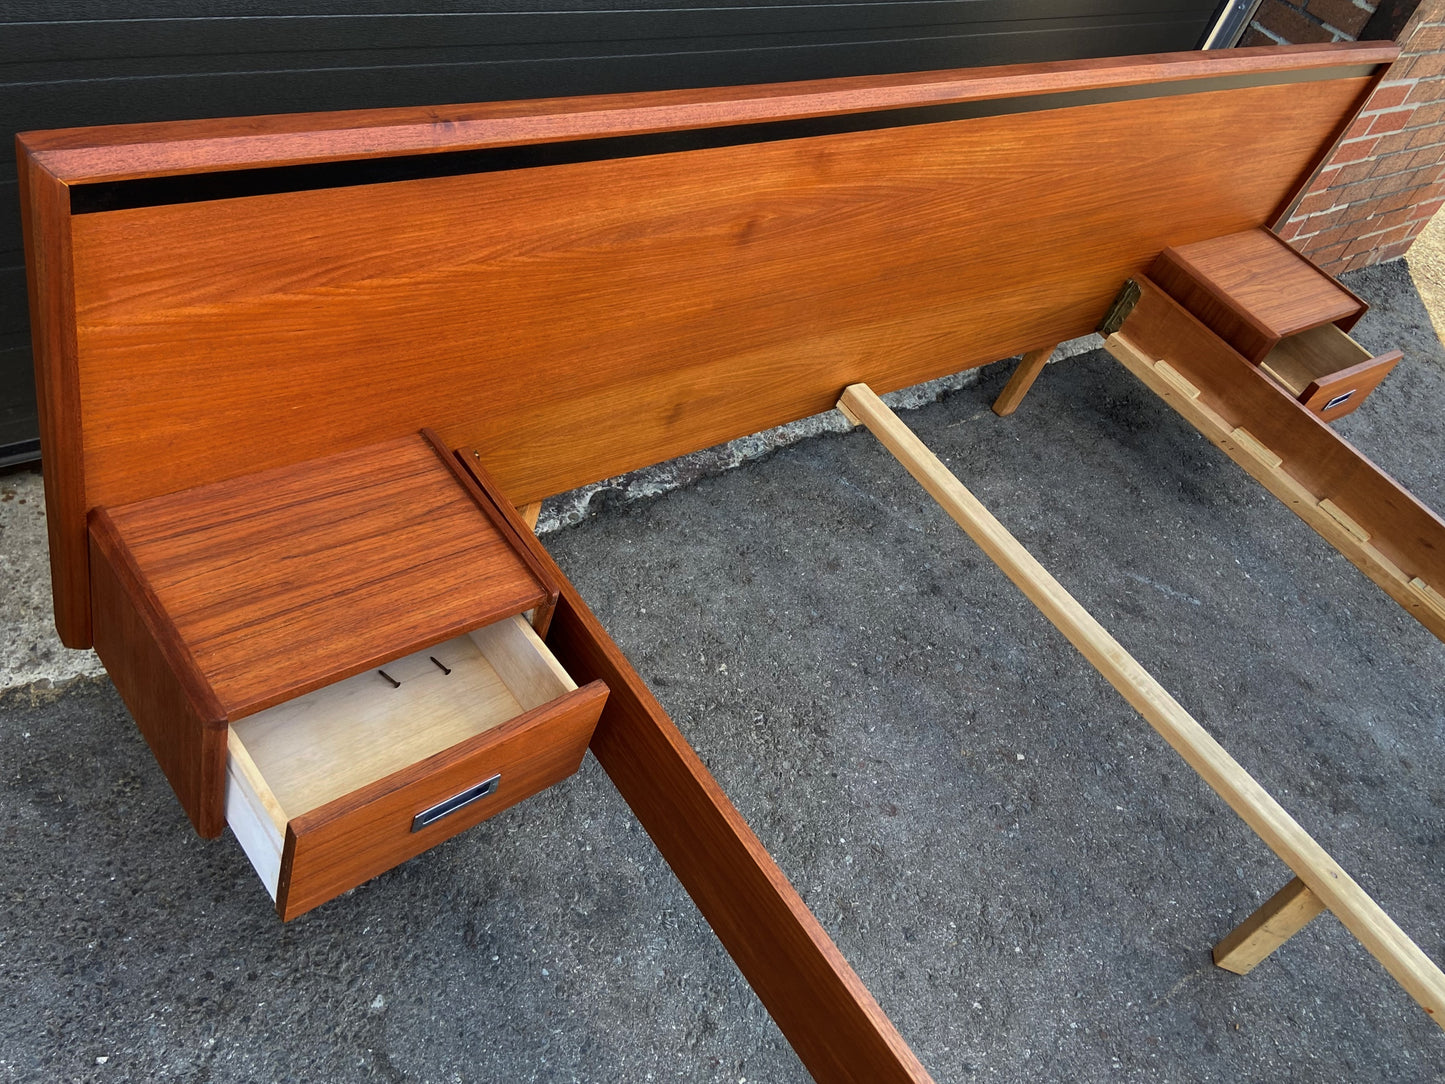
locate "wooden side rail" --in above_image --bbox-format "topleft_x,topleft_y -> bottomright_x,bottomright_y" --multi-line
456,452 -> 934,1084
1102,277 -> 1445,644
837,381 -> 1445,1028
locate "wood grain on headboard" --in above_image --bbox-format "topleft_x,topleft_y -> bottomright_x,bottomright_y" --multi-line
18,42 -> 1396,648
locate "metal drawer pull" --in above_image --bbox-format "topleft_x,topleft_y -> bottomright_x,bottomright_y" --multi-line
411,773 -> 501,832
1324,390 -> 1355,411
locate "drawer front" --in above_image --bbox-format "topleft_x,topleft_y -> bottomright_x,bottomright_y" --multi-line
275,679 -> 607,920
1300,349 -> 1402,421
1259,322 -> 1402,423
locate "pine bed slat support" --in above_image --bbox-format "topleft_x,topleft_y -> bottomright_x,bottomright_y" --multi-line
1213,876 -> 1327,976
837,380 -> 1445,1028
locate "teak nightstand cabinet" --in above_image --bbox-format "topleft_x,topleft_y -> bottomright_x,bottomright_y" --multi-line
88,430 -> 608,920
1150,229 -> 1401,421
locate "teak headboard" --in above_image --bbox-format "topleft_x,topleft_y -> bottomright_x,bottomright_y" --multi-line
18,42 -> 1395,649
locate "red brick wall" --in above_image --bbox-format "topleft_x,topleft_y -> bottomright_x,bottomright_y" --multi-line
1248,1 -> 1445,273
1242,1 -> 1376,45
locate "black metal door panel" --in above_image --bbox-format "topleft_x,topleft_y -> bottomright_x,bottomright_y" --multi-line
1,1 -> 1222,463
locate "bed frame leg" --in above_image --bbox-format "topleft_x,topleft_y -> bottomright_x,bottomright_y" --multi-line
991,344 -> 1057,417
1213,876 -> 1327,976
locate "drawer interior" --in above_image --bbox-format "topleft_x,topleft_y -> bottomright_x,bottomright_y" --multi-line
1259,322 -> 1373,396
225,614 -> 576,898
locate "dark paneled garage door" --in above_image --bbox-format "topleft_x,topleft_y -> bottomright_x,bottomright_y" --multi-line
2,1 -> 1225,464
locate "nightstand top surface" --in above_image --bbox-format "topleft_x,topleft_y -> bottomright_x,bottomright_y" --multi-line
104,433 -> 547,719
1162,228 -> 1363,339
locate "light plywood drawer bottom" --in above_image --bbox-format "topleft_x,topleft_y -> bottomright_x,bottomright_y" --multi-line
224,615 -> 607,920
1260,323 -> 1402,422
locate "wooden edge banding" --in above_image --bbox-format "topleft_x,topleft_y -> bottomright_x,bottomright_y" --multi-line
421,429 -> 558,636
1214,876 -> 1327,976
454,449 -> 933,1083
1103,277 -> 1445,646
17,148 -> 90,648
839,380 -> 1445,1029
275,824 -> 300,919
991,344 -> 1057,417
20,44 -> 1397,183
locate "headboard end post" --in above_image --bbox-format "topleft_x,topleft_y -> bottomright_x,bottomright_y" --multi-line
17,136 -> 91,648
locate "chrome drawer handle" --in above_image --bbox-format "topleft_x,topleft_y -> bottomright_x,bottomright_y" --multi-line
1324,390 -> 1355,411
411,773 -> 500,832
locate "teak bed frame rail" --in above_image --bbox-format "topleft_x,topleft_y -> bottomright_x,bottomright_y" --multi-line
1105,276 -> 1445,641
19,40 -> 1445,1080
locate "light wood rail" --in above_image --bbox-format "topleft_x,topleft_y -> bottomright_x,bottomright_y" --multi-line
838,381 -> 1445,1028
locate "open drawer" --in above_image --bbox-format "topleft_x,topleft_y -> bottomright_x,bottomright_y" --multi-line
1259,323 -> 1403,421
1149,229 -> 1402,421
226,615 -> 607,920
89,429 -> 608,918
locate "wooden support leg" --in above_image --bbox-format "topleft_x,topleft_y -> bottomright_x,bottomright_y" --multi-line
1214,876 -> 1326,976
991,344 -> 1057,417
518,500 -> 543,531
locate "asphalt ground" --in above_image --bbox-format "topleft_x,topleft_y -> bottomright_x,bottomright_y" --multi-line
1,257 -> 1443,1082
